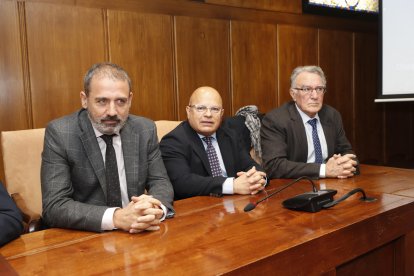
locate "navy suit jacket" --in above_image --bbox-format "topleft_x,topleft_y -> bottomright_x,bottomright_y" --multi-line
159,121 -> 264,200
0,183 -> 23,247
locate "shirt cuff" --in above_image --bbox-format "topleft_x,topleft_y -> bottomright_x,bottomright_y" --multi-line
319,164 -> 326,178
222,177 -> 234,194
263,175 -> 269,187
101,207 -> 118,231
159,204 -> 167,221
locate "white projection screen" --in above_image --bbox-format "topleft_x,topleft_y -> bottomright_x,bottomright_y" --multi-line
377,0 -> 414,102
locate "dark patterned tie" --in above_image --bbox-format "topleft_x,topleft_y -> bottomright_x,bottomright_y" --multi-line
101,134 -> 122,207
202,136 -> 222,177
307,118 -> 323,164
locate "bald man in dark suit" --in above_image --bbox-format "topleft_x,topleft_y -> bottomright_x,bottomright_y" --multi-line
160,86 -> 266,200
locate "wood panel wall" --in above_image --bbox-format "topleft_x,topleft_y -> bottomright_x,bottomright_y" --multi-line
0,0 -> 412,183
175,16 -> 231,119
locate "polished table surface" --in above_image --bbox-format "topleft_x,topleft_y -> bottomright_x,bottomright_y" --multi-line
0,254 -> 17,276
1,164 -> 414,275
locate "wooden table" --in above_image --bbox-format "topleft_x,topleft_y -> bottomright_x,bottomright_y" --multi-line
0,254 -> 17,275
2,165 -> 414,275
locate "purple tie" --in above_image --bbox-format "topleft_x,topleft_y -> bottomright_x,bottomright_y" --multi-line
202,136 -> 222,177
101,134 -> 122,207
308,118 -> 323,164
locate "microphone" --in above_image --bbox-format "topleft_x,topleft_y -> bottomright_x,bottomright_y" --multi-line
244,176 -> 317,212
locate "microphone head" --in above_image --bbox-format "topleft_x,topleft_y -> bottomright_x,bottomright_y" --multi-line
244,202 -> 257,212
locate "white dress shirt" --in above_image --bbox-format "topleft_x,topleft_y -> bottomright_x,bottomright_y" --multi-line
198,133 -> 234,194
92,127 -> 166,230
295,105 -> 328,178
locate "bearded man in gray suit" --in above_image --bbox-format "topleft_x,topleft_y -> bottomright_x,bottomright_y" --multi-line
261,65 -> 358,180
41,63 -> 174,233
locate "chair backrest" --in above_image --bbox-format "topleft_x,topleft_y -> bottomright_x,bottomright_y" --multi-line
155,120 -> 181,141
1,128 -> 45,216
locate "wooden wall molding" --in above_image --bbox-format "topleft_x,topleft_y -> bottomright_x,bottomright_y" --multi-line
17,2 -> 33,129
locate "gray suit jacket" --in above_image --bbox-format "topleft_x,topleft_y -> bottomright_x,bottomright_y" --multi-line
261,101 -> 354,179
41,109 -> 174,232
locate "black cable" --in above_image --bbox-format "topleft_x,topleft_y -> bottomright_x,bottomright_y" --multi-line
323,187 -> 376,209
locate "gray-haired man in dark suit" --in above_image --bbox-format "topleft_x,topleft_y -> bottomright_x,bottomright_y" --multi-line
41,63 -> 174,233
261,65 -> 358,179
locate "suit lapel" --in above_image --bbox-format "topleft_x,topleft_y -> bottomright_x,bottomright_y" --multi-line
183,122 -> 212,175
217,129 -> 235,176
318,106 -> 334,157
78,109 -> 107,198
288,103 -> 309,162
120,120 -> 138,199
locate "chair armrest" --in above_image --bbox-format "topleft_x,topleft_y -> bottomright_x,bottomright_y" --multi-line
11,193 -> 43,233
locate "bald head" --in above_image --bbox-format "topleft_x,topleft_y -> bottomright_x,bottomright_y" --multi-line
189,86 -> 223,107
186,86 -> 224,136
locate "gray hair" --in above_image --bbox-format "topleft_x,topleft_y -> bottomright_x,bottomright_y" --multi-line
83,62 -> 131,96
290,65 -> 327,88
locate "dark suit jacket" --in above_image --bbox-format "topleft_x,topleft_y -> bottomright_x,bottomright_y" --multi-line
222,115 -> 251,153
0,182 -> 23,247
222,114 -> 265,154
41,109 -> 174,232
159,121 -> 263,200
261,101 -> 354,179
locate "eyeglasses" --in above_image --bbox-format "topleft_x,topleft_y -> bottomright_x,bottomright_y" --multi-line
188,105 -> 223,114
293,86 -> 326,95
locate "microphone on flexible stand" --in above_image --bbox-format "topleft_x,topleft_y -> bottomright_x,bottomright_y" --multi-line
244,176 -> 317,212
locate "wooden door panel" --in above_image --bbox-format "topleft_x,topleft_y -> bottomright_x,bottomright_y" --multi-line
26,2 -> 106,128
175,16 -> 230,119
278,24 -> 318,106
109,11 -> 175,120
0,1 -> 28,131
231,20 -> 277,114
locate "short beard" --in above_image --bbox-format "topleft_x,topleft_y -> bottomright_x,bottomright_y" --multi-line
87,112 -> 127,135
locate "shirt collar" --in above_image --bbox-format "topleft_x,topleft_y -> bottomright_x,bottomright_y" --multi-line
294,103 -> 320,125
197,132 -> 217,140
